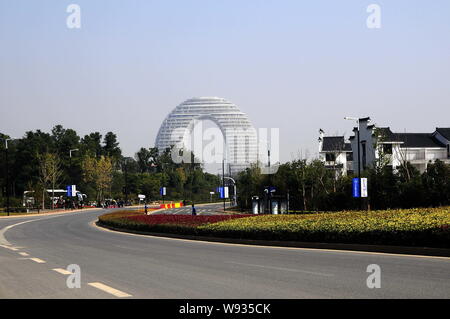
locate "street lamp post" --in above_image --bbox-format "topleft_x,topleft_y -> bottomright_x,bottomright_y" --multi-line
222,158 -> 226,212
268,149 -> 272,214
123,158 -> 129,206
69,148 -> 79,159
223,176 -> 237,207
344,117 -> 362,209
69,149 -> 79,209
4,139 -> 11,216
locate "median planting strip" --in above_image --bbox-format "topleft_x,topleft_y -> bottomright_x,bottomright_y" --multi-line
97,207 -> 450,255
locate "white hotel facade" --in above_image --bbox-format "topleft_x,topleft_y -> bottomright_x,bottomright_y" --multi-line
155,97 -> 259,174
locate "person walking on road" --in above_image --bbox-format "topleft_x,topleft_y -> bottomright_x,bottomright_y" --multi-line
192,203 -> 196,216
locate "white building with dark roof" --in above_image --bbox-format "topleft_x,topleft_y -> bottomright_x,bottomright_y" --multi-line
348,118 -> 450,173
318,129 -> 353,176
320,119 -> 450,175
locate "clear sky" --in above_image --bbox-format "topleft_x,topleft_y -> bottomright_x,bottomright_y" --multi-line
1,1 -> 449,163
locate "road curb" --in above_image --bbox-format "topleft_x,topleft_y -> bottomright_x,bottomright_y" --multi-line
0,208 -> 103,219
95,221 -> 450,258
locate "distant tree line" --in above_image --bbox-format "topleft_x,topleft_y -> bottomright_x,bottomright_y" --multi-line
0,125 -> 220,209
2,125 -> 449,211
236,158 -> 450,211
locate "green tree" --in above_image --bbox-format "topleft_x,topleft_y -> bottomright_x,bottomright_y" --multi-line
103,132 -> 122,161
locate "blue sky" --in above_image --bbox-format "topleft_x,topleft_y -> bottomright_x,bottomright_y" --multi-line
1,0 -> 449,162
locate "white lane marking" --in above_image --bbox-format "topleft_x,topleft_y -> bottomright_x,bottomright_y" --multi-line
52,268 -> 71,275
23,257 -> 46,263
0,209 -> 99,246
228,261 -> 334,277
0,244 -> 20,251
18,252 -> 29,256
0,216 -> 63,246
88,282 -> 132,298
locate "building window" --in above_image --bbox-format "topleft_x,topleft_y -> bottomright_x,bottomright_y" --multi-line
325,153 -> 336,162
346,152 -> 353,161
383,144 -> 392,155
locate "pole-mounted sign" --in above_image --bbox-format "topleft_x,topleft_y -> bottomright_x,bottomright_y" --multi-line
217,186 -> 229,199
66,185 -> 77,197
352,178 -> 361,198
361,178 -> 368,198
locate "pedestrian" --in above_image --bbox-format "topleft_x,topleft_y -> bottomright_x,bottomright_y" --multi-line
192,203 -> 196,216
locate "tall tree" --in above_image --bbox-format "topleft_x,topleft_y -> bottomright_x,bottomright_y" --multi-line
82,155 -> 113,203
135,147 -> 151,173
103,132 -> 121,160
81,132 -> 102,157
38,153 -> 63,209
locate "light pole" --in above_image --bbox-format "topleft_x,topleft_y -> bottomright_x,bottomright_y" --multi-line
69,148 -> 79,159
68,149 -> 79,209
123,157 -> 130,206
344,117 -> 362,209
222,158 -> 226,212
223,176 -> 237,207
3,138 -> 11,216
69,149 -> 79,184
268,149 -> 272,214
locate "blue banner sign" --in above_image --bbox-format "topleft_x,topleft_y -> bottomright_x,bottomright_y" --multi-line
217,186 -> 229,199
352,178 -> 360,198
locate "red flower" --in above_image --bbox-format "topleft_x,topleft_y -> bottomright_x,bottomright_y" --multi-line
126,214 -> 251,227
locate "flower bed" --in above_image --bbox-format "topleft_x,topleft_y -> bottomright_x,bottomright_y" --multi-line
199,207 -> 450,248
97,207 -> 450,248
127,214 -> 252,226
98,211 -> 252,235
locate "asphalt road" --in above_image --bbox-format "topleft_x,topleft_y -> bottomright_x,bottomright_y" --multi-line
0,205 -> 449,299
161,203 -> 227,215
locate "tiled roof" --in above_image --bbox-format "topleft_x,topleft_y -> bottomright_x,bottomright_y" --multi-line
436,128 -> 450,140
376,127 -> 445,148
321,136 -> 352,152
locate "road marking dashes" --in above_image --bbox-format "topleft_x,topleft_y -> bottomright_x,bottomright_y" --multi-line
18,252 -> 29,256
228,261 -> 334,277
28,257 -> 46,263
0,244 -> 20,251
88,282 -> 132,298
52,268 -> 71,275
